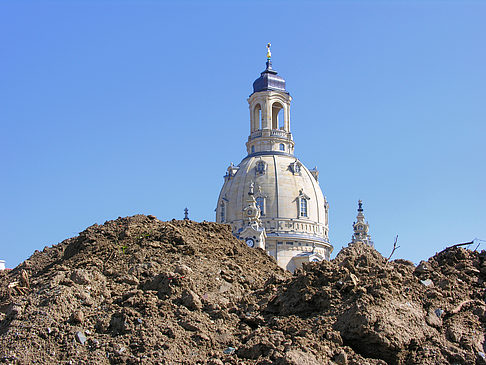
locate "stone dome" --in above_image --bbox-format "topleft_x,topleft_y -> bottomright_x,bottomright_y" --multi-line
216,46 -> 332,272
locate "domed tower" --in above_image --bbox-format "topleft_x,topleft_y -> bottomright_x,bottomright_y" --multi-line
216,44 -> 333,272
350,200 -> 373,246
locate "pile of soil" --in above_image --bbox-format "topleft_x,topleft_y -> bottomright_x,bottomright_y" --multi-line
1,215 -> 485,364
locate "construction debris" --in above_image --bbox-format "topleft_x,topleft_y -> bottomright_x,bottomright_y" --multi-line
0,215 -> 485,364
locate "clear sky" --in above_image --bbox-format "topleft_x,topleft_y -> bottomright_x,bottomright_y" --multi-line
1,1 -> 485,268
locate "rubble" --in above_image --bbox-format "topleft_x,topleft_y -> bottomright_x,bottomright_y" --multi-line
0,215 -> 484,364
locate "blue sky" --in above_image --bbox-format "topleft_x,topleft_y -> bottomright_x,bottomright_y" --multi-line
1,1 -> 485,268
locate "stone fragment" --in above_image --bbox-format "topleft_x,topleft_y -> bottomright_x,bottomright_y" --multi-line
415,261 -> 431,274
75,331 -> 87,345
71,269 -> 90,285
119,275 -> 139,285
89,339 -> 101,348
426,308 -> 442,328
71,310 -> 84,323
180,320 -> 199,332
283,350 -> 321,365
181,289 -> 202,310
335,351 -> 348,365
223,347 -> 236,355
175,264 -> 193,275
420,279 -> 434,287
6,303 -> 22,318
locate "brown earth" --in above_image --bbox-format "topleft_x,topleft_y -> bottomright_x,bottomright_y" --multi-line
0,215 -> 485,364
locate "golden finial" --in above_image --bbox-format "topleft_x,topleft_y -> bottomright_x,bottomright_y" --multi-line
266,43 -> 272,59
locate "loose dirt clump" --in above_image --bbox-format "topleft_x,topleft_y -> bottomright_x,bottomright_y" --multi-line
1,215 -> 485,364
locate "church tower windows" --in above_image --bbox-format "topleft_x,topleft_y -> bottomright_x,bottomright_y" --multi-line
253,104 -> 262,132
271,102 -> 285,130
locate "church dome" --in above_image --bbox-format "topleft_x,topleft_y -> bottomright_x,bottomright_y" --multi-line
218,154 -> 329,241
216,45 -> 332,272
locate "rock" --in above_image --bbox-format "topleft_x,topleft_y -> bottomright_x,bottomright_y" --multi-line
223,347 -> 236,355
434,308 -> 444,318
71,309 -> 84,323
109,312 -> 127,334
181,289 -> 202,310
420,279 -> 434,287
75,331 -> 87,345
426,308 -> 442,328
325,331 -> 343,346
334,351 -> 348,365
180,320 -> 199,332
70,269 -> 90,285
88,339 -> 101,349
6,303 -> 22,318
282,350 -> 321,365
175,264 -> 193,276
119,275 -> 139,285
345,273 -> 359,286
415,260 -> 431,274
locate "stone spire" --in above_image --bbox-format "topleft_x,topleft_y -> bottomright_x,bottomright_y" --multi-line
351,200 -> 373,246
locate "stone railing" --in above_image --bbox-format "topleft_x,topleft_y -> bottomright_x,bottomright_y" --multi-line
270,130 -> 287,138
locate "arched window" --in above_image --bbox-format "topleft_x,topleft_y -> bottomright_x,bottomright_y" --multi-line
256,197 -> 264,215
251,145 -> 255,154
220,201 -> 225,222
271,102 -> 284,130
279,143 -> 285,151
278,109 -> 284,129
300,199 -> 307,217
253,104 -> 262,131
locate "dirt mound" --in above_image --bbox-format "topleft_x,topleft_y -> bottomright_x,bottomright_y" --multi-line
266,242 -> 486,364
1,216 -> 485,364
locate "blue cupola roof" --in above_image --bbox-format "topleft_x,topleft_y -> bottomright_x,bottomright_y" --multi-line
252,59 -> 287,94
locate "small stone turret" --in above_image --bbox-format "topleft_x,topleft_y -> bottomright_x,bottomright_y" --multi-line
351,200 -> 373,246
